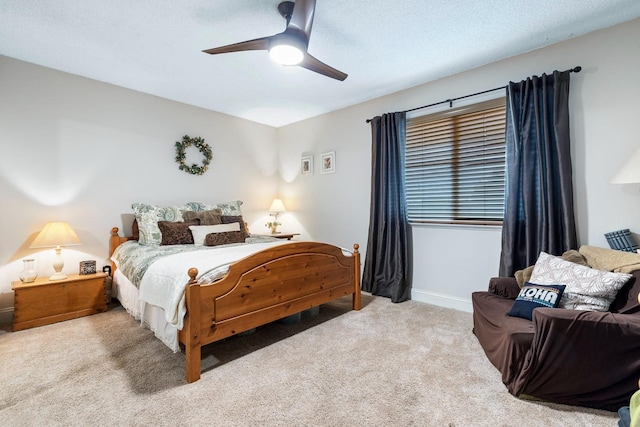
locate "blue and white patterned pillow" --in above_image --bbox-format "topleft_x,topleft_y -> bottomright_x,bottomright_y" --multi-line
529,251 -> 632,312
131,203 -> 195,245
189,200 -> 243,216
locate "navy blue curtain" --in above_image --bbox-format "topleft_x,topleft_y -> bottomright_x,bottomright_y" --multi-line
362,112 -> 411,302
499,70 -> 577,276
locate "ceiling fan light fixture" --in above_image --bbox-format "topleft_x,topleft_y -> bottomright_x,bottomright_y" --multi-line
269,43 -> 304,65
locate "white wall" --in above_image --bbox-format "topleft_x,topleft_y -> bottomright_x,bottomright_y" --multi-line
2,19 -> 639,322
0,56 -> 279,319
277,18 -> 640,311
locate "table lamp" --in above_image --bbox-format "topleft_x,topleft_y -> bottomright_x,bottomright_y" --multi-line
267,198 -> 287,234
30,221 -> 82,280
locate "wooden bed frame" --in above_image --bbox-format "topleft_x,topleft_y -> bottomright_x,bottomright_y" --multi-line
109,227 -> 361,383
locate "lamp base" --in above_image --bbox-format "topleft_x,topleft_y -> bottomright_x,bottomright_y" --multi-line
49,245 -> 66,281
49,272 -> 67,281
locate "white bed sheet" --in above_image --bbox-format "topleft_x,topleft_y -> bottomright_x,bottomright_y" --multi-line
113,269 -> 182,351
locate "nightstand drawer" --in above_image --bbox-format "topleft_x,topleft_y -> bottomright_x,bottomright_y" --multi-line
12,273 -> 107,331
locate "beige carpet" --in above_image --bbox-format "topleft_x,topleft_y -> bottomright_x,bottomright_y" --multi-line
0,295 -> 618,426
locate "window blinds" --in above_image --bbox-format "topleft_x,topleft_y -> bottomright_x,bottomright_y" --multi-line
405,98 -> 506,224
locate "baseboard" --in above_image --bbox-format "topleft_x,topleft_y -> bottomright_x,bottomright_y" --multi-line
411,289 -> 473,313
0,306 -> 14,327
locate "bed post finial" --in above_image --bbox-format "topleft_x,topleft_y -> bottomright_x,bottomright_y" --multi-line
352,243 -> 362,311
187,268 -> 198,284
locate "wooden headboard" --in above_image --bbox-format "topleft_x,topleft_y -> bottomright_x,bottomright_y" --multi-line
109,227 -> 135,272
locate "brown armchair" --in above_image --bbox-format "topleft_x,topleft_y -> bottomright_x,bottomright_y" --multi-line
472,271 -> 640,411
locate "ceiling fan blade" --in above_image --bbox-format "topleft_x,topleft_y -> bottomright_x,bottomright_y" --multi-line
299,53 -> 347,81
203,36 -> 271,55
288,0 -> 315,40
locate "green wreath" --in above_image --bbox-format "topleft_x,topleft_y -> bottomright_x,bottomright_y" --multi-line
175,135 -> 212,175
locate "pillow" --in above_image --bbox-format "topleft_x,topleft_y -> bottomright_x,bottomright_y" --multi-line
189,223 -> 241,246
221,215 -> 249,239
514,249 -> 588,288
188,200 -> 243,216
529,251 -> 632,311
158,220 -> 199,245
507,282 -> 566,320
204,231 -> 246,247
182,209 -> 222,225
132,218 -> 140,240
131,203 -> 194,245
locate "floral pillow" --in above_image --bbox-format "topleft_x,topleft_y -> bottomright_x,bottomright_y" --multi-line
132,202 -> 241,245
131,203 -> 191,245
529,251 -> 632,312
189,200 -> 243,216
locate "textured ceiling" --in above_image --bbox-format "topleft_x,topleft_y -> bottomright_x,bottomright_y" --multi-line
1,0 -> 640,127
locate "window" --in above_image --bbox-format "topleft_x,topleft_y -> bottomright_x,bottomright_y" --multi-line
405,98 -> 506,225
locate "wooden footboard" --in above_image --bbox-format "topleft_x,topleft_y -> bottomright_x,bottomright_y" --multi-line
108,228 -> 361,383
179,241 -> 361,383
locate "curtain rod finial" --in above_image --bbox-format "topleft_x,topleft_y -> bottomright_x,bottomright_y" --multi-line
572,66 -> 582,73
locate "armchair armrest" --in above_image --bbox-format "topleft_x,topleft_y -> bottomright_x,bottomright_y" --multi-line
512,307 -> 640,411
488,277 -> 520,299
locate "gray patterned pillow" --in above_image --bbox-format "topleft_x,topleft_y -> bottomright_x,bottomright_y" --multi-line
189,200 -> 243,216
529,251 -> 632,312
182,209 -> 223,225
132,203 -> 195,245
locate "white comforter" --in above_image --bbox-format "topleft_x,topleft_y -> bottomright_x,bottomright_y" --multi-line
137,240 -> 289,330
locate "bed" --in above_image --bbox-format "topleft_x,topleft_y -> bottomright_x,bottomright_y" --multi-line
108,226 -> 362,383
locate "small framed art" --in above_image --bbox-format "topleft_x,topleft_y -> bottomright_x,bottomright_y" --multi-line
321,151 -> 335,174
301,155 -> 313,175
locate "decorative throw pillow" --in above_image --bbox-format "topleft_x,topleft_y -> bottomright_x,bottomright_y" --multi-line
132,218 -> 140,240
158,220 -> 199,245
221,215 -> 249,239
131,203 -> 195,245
507,282 -> 566,321
188,200 -> 243,216
514,249 -> 588,288
189,223 -> 241,246
182,209 -> 223,225
204,230 -> 246,247
529,251 -> 632,311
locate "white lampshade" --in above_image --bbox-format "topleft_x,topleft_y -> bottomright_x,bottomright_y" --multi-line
31,222 -> 81,248
269,199 -> 287,213
30,221 -> 81,281
611,148 -> 640,184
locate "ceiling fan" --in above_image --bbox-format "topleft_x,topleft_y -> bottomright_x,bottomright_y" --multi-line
202,0 -> 347,81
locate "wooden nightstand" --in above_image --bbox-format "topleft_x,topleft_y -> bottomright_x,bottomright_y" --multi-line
259,233 -> 300,240
12,272 -> 108,331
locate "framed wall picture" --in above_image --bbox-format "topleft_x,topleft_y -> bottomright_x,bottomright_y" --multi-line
301,155 -> 313,175
321,151 -> 335,174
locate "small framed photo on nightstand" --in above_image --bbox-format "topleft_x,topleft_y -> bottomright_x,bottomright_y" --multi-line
301,155 -> 313,175
321,151 -> 335,174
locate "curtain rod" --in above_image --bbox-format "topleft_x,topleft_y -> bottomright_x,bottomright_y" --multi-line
365,66 -> 582,123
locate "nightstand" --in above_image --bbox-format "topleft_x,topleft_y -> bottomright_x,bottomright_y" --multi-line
259,233 -> 300,240
12,272 -> 108,331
